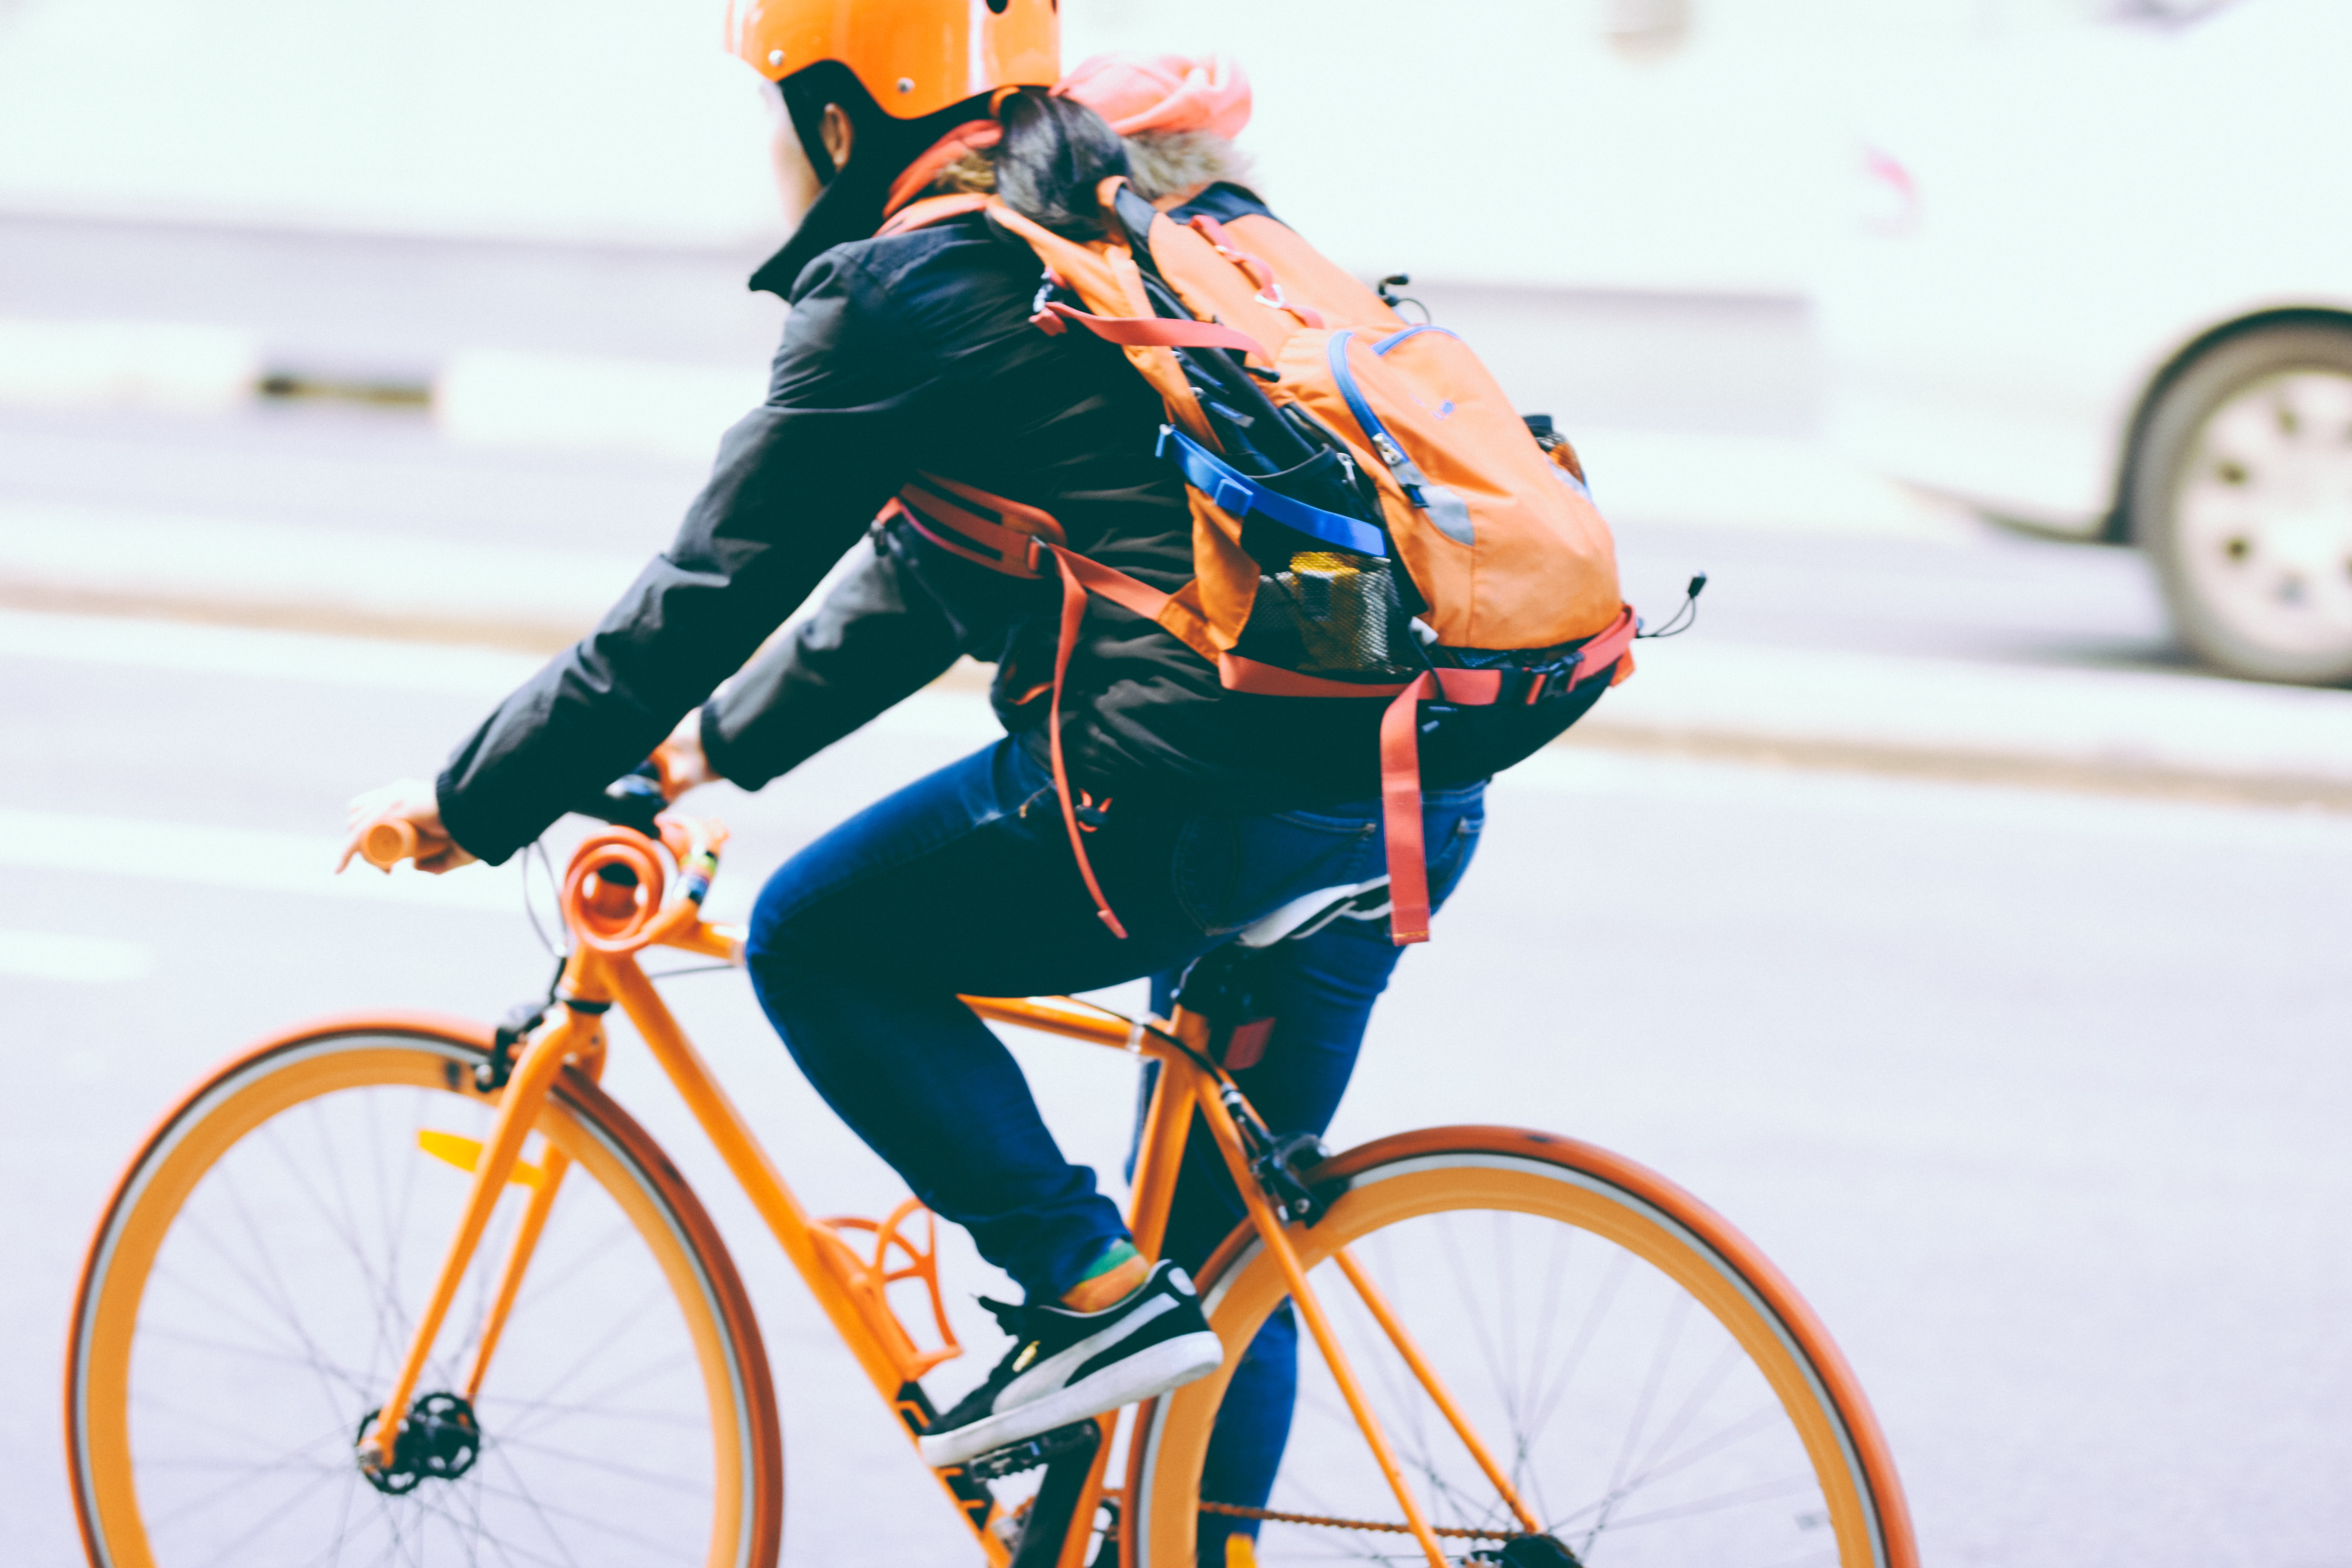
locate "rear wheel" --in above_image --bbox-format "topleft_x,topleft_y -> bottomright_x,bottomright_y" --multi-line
1130,1128 -> 1913,1568
66,1016 -> 781,1568
2134,323 -> 2352,684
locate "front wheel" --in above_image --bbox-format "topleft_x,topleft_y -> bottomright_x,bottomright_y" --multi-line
1129,1127 -> 1915,1568
66,1015 -> 782,1568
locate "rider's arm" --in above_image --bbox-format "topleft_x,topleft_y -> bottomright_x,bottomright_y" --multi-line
432,249 -> 939,866
696,532 -> 960,790
697,516 -> 1053,789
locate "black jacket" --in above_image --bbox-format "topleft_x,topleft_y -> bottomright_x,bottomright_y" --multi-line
437,194 -> 1589,865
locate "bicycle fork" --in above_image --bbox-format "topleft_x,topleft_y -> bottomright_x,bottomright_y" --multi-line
357,988 -> 605,1475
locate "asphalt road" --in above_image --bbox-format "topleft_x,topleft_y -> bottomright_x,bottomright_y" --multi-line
4,526 -> 2348,1565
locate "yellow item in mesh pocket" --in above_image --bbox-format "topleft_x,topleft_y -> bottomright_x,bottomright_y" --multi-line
1281,551 -> 1389,668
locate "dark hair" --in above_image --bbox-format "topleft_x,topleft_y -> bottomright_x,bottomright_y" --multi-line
988,91 -> 1129,239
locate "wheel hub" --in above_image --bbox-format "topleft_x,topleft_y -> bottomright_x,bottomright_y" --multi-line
2179,368 -> 2352,658
355,1391 -> 482,1495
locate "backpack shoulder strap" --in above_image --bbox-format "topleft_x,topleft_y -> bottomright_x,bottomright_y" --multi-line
983,196 -> 1218,447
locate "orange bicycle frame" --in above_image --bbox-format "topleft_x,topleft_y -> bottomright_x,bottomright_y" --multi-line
356,817 -> 1521,1568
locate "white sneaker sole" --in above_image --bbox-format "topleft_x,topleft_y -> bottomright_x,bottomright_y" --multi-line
918,1330 -> 1225,1469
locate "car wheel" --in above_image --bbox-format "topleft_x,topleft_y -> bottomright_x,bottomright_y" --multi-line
2132,323 -> 2352,684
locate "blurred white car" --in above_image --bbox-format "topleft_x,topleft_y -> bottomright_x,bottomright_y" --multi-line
1820,0 -> 2352,684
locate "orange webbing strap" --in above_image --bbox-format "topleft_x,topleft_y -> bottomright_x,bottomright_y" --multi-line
1027,524 -> 1638,946
1181,652 -> 1502,945
1220,608 -> 1639,944
1041,544 -> 1183,940
982,197 -> 1220,449
1030,301 -> 1269,361
1378,670 -> 1502,943
1186,213 -> 1326,330
1386,613 -> 1638,942
887,499 -> 1011,575
891,476 -> 1065,577
1213,654 -> 1413,700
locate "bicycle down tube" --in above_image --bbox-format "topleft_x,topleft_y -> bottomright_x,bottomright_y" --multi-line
355,822 -> 1526,1568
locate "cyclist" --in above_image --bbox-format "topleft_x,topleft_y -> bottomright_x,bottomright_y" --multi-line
343,7 -> 1580,1555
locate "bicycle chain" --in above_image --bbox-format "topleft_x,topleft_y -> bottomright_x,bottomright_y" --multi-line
1195,1499 -> 1530,1541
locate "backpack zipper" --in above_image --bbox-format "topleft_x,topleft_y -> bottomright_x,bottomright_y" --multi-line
1325,331 -> 1476,546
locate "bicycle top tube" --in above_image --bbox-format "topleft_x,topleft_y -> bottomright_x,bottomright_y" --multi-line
363,773 -> 1207,1064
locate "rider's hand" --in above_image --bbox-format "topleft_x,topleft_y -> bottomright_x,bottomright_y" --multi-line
338,778 -> 477,875
652,710 -> 716,802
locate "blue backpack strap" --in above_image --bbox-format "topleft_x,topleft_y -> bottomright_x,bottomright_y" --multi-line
1156,426 -> 1389,558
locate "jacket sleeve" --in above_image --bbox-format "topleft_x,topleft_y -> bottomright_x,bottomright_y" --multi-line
697,534 -> 960,789
699,517 -> 1057,788
434,251 -> 936,865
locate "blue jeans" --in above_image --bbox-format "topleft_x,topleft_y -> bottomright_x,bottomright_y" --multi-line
744,737 -> 1483,1546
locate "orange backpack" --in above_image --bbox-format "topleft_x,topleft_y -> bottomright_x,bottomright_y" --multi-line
881,181 -> 1634,944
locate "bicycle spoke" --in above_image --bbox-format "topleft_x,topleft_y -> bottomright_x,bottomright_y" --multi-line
279,1108 -> 411,1376
1622,1338 -> 1747,1488
1167,1163 -> 1858,1568
481,1279 -> 673,1413
506,1216 -> 636,1317
474,1388 -> 706,1432
180,1191 -> 372,1425
1613,1403 -> 1789,1500
491,1362 -> 702,1444
310,1465 -> 361,1568
1514,1223 -> 1576,1527
482,1432 -> 709,1495
103,1056 -> 742,1568
1595,1290 -> 1693,1528
184,1455 -> 355,1568
1595,1473 -> 1820,1534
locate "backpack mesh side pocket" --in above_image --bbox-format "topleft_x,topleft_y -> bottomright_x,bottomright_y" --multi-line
1229,529 -> 1422,682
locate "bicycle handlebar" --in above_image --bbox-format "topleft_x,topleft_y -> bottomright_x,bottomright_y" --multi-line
357,763 -> 670,873
359,818 -> 420,871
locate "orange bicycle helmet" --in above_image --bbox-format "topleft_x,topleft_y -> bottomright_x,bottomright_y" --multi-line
725,0 -> 1059,122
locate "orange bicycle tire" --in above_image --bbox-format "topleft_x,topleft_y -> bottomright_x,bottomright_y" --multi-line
64,1013 -> 783,1568
1126,1125 -> 1916,1568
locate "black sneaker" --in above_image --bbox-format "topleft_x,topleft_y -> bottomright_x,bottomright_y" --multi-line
917,1259 -> 1224,1468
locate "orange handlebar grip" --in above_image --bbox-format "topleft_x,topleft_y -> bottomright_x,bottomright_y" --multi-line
362,818 -> 420,869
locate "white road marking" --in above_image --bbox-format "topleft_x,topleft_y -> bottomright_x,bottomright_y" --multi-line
1499,743 -> 2352,855
0,608 -> 542,694
0,927 -> 152,982
0,606 -> 1006,735
435,349 -> 767,463
0,319 -> 258,415
0,806 -> 519,910
0,502 -> 641,628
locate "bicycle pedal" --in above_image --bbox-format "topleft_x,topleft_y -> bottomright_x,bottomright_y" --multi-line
962,1421 -> 1098,1481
